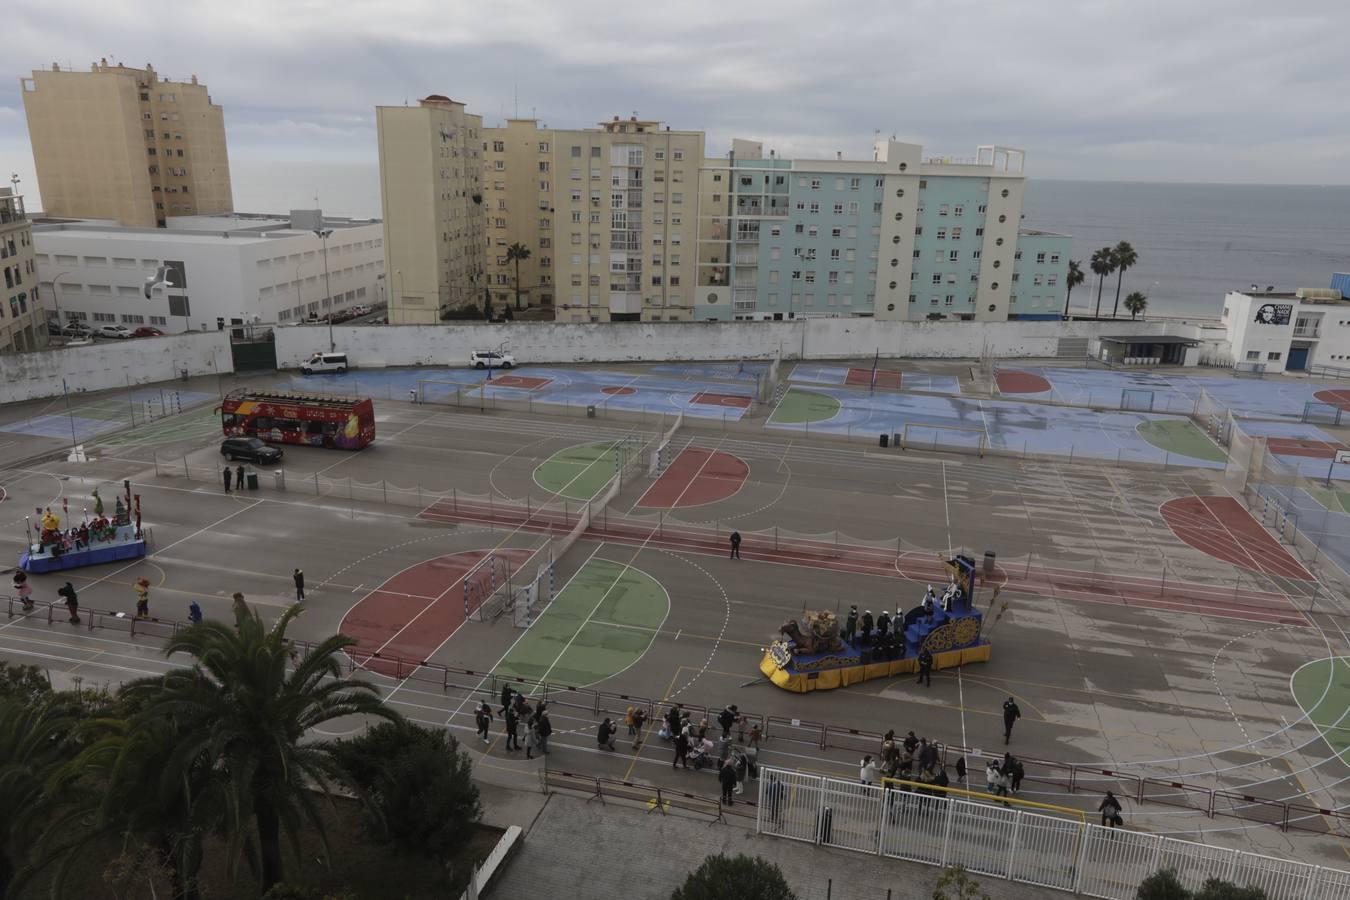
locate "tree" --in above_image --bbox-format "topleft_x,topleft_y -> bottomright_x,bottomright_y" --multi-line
0,699 -> 74,895
1124,291 -> 1148,320
133,602 -> 400,894
334,721 -> 481,869
933,865 -> 992,900
1110,240 -> 1139,318
1063,259 -> 1086,318
505,242 -> 531,310
0,660 -> 51,705
1193,879 -> 1267,900
1090,246 -> 1116,318
671,854 -> 796,900
1137,868 -> 1189,900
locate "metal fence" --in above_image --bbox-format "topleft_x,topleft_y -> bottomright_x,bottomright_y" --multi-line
755,768 -> 1350,900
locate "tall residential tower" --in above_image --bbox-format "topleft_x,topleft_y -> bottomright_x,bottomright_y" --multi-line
377,96 -> 486,324
0,188 -> 46,352
21,60 -> 233,228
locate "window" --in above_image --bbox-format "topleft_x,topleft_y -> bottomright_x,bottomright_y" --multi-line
770,248 -> 781,260
492,141 -> 505,152
932,274 -> 942,284
848,202 -> 859,215
769,271 -> 780,284
913,249 -> 921,259
571,211 -> 582,223
804,272 -> 816,284
810,179 -> 821,190
1036,252 -> 1046,264
830,249 -> 841,260
828,271 -> 839,284
672,192 -> 683,204
1268,351 -> 1282,361
934,251 -> 944,262
539,142 -> 550,153
975,227 -> 984,237
792,271 -> 801,281
951,227 -> 962,240
1050,253 -> 1060,264
873,202 -> 883,213
849,177 -> 860,190
973,250 -> 982,260
939,204 -> 949,216
673,150 -> 684,161
807,226 -> 818,237
809,202 -> 820,214
949,251 -> 959,262
93,312 -> 116,322
1245,350 -> 1261,361
944,295 -> 954,306
909,294 -> 917,304
794,224 -> 804,234
936,228 -> 947,240
494,160 -> 505,170
571,146 -> 582,157
978,204 -> 987,214
1048,274 -> 1057,285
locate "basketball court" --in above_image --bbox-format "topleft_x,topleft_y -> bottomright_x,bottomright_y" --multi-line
635,446 -> 749,508
1159,496 -> 1314,582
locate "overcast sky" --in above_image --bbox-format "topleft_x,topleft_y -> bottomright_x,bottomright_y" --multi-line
6,0 -> 1350,214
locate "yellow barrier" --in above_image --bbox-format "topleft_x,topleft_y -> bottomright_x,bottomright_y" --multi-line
880,777 -> 1086,823
759,644 -> 991,693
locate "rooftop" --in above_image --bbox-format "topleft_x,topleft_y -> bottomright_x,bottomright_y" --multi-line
1018,227 -> 1071,238
33,210 -> 380,245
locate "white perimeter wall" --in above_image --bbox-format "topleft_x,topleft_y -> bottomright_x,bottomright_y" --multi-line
275,318 -> 1208,369
0,331 -> 233,403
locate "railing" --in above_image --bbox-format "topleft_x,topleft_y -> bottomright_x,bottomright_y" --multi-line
542,770 -> 739,823
755,768 -> 1350,900
7,590 -> 1343,838
1293,327 -> 1320,338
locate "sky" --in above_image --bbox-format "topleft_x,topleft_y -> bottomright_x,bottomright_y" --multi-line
5,0 -> 1350,216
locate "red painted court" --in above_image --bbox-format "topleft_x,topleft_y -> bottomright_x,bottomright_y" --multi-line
487,374 -> 552,390
1160,496 -> 1313,581
691,391 -> 752,409
1314,389 -> 1350,411
995,370 -> 1053,394
340,547 -> 537,676
845,368 -> 903,388
637,447 -> 749,508
601,386 -> 637,396
1266,437 -> 1348,459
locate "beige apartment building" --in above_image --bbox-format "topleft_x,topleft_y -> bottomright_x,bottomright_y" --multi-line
21,60 -> 233,228
377,96 -> 486,324
481,116 -> 704,322
0,188 -> 47,352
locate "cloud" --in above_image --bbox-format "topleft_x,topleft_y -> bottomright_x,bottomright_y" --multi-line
3,0 -> 1350,190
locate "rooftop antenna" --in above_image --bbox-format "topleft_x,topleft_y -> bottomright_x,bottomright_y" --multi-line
514,83 -> 518,118
9,173 -> 18,193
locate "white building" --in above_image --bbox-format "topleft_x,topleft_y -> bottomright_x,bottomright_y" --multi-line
1221,287 -> 1350,372
33,211 -> 385,333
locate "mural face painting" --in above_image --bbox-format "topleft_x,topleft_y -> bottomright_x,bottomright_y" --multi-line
1254,303 -> 1292,325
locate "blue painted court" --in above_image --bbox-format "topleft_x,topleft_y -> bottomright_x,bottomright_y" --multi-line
766,385 -> 1226,468
275,366 -> 495,399
470,367 -> 755,420
995,366 -> 1334,421
0,415 -> 123,441
789,364 -> 962,394
0,388 -> 217,441
648,362 -> 766,381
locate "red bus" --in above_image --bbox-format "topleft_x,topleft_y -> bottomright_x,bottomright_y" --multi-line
218,390 -> 376,450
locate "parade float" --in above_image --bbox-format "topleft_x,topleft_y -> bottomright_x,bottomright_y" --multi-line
19,481 -> 147,574
760,553 -> 992,692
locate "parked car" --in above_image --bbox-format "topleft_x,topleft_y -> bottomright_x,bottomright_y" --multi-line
470,349 -> 515,369
61,322 -> 92,337
350,304 -> 371,316
220,436 -> 284,464
95,324 -> 133,339
133,326 -> 165,337
301,351 -> 349,374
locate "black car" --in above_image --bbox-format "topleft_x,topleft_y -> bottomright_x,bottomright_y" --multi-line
220,436 -> 284,464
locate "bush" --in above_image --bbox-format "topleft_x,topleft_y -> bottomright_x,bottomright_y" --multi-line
334,722 -> 481,868
0,661 -> 50,705
1194,879 -> 1267,900
441,305 -> 483,321
1138,869 -> 1190,900
933,865 -> 991,900
671,854 -> 796,900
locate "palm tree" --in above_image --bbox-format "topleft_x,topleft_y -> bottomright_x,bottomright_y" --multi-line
1123,291 -> 1148,320
1090,247 -> 1116,318
1110,241 -> 1138,318
0,700 -> 73,895
505,242 -> 531,310
134,603 -> 399,894
1062,260 -> 1085,318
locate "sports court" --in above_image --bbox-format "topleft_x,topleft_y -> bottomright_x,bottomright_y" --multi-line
789,363 -> 962,394
0,388 -> 217,441
5,361 -> 1350,864
994,365 -> 1332,421
469,367 -> 757,421
765,385 -> 1228,467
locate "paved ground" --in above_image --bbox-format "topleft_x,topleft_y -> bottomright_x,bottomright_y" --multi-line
2,359 -> 1349,872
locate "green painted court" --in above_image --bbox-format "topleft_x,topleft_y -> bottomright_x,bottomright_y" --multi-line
769,388 -> 841,425
1292,656 -> 1350,764
494,556 -> 669,687
533,441 -> 632,501
1135,419 -> 1228,463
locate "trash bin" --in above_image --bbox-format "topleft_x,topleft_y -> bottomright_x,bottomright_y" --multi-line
587,404 -> 597,418
273,470 -> 286,491
879,433 -> 889,448
246,471 -> 259,491
983,551 -> 996,577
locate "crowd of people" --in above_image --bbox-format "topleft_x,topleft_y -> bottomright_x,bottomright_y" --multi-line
488,687 -> 554,760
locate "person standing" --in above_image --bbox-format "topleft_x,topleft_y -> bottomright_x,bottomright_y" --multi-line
859,610 -> 874,645
293,568 -> 305,601
860,755 -> 880,786
717,704 -> 739,742
188,600 -> 203,625
134,577 -> 151,619
525,717 -> 539,760
500,685 -> 516,717
535,711 -> 552,755
231,592 -> 248,625
632,708 -> 648,749
222,465 -> 233,493
673,729 -> 690,769
504,705 -> 520,751
729,530 -> 741,560
235,464 -> 246,491
1099,791 -> 1123,828
58,582 -> 80,624
748,723 -> 762,751
474,701 -> 494,744
843,605 -> 858,643
1002,698 -> 1022,745
876,610 -> 891,641
719,757 -> 739,805
597,718 -> 617,751
13,571 -> 34,612
916,648 -> 933,687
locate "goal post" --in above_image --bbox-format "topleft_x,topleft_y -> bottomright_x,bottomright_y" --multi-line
463,554 -> 512,622
417,379 -> 475,405
1302,400 -> 1345,426
899,423 -> 987,457
1121,388 -> 1156,412
1233,361 -> 1267,378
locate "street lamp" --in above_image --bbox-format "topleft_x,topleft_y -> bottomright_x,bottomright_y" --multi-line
314,228 -> 335,351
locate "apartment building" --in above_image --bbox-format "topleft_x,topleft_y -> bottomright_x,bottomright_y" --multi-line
377,96 -> 485,324
696,140 -> 1069,322
33,211 -> 384,334
481,116 -> 705,322
21,60 -> 233,228
0,188 -> 46,352
1221,285 -> 1350,373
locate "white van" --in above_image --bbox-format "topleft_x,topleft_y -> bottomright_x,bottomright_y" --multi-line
301,352 -> 349,374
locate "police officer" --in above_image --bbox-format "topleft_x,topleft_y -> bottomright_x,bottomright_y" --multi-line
1002,697 -> 1022,745
844,605 -> 859,643
916,647 -> 933,687
859,610 -> 874,645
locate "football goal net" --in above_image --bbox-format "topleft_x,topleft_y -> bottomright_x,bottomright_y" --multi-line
899,423 -> 987,457
1233,362 -> 1267,379
463,553 -> 513,622
1302,401 -> 1345,426
1121,389 -> 1156,412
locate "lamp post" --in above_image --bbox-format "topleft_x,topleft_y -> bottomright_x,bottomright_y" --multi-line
313,228 -> 335,351
395,269 -> 405,324
48,270 -> 73,341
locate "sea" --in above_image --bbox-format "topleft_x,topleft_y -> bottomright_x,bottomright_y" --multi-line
228,159 -> 1350,319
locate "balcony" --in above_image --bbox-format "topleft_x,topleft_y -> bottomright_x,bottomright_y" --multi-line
1293,325 -> 1321,339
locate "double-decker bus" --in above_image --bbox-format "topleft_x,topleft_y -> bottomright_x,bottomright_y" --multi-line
218,390 -> 376,450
